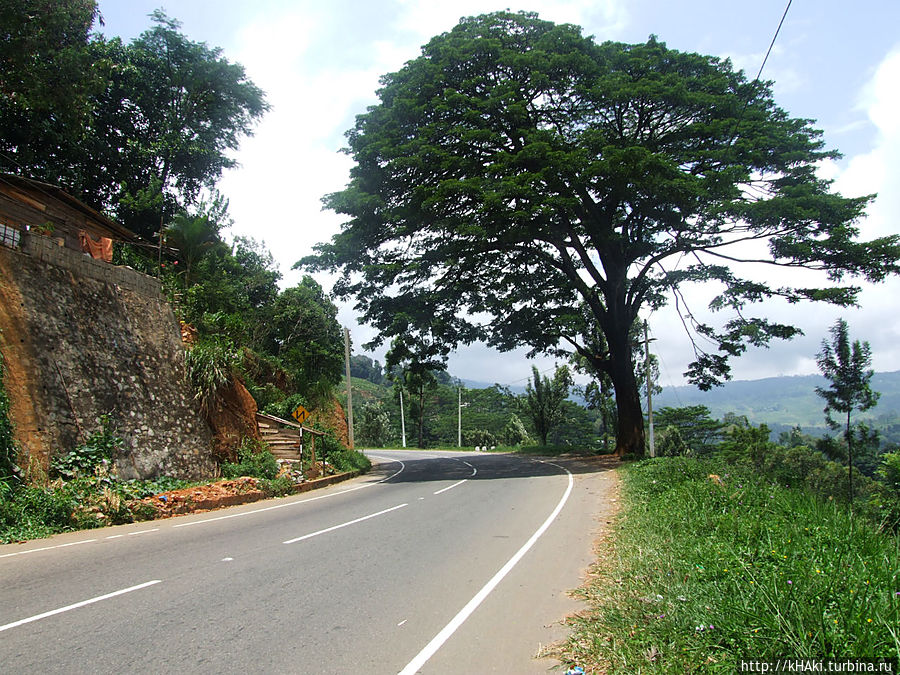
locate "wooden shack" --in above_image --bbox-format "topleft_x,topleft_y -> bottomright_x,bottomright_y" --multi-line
0,173 -> 141,259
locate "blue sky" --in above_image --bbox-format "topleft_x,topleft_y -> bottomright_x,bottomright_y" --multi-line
95,1 -> 900,390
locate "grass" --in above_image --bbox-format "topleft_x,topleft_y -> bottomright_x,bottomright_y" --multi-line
561,456 -> 900,673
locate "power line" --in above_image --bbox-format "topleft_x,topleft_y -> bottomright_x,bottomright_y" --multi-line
755,0 -> 793,83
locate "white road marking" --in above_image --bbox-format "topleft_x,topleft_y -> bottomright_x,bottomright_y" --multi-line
222,557 -> 234,562
398,619 -> 408,627
398,461 -> 574,675
127,528 -> 159,536
174,460 -> 406,529
0,538 -> 97,559
283,503 -> 408,545
0,580 -> 162,633
462,461 -> 477,476
433,479 -> 467,495
105,535 -> 124,540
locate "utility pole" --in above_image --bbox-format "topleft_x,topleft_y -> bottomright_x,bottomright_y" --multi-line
343,327 -> 354,450
457,387 -> 469,448
644,320 -> 655,458
399,385 -> 407,448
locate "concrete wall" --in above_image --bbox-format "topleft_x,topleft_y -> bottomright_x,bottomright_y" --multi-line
0,233 -> 215,480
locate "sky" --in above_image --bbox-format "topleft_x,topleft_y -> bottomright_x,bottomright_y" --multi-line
95,0 -> 900,392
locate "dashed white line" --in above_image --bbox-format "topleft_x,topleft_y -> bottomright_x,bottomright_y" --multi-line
0,538 -> 97,559
127,528 -> 159,536
0,580 -> 162,633
433,479 -> 467,495
398,619 -> 408,627
283,503 -> 408,545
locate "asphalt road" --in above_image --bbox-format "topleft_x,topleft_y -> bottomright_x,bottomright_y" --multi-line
0,450 -> 618,674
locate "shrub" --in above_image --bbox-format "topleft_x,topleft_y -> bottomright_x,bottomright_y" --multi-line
257,475 -> 294,497
50,415 -> 122,480
655,425 -> 690,457
184,337 -> 242,413
265,393 -> 309,422
463,429 -> 497,448
877,452 -> 900,493
501,413 -> 530,446
220,437 -> 278,479
0,484 -> 77,541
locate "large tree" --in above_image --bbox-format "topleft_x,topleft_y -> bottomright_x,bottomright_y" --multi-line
303,12 -> 900,456
0,0 -> 103,181
1,6 -> 268,239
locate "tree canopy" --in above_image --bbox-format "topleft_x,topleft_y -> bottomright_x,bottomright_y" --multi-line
1,4 -> 268,239
303,11 -> 900,456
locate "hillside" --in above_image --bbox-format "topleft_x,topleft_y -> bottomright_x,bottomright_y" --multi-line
655,370 -> 900,439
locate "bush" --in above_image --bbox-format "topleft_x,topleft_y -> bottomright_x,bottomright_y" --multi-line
184,337 -> 243,413
257,475 -> 295,497
463,429 -> 497,448
501,413 -> 530,446
264,393 -> 309,422
655,425 -> 690,457
877,452 -> 900,493
0,484 -> 77,542
221,437 -> 278,479
50,415 -> 122,480
327,447 -> 372,473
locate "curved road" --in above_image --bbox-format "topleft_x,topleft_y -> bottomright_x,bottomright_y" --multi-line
0,450 -> 617,673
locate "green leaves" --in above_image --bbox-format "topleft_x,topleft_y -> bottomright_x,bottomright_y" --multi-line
523,365 -> 573,446
816,319 -> 880,429
0,5 -> 268,239
303,11 -> 898,455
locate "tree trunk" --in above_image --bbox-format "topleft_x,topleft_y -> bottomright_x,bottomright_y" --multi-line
846,409 -> 853,506
608,337 -> 646,457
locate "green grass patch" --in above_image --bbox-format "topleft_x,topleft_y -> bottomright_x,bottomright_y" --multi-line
563,457 -> 900,673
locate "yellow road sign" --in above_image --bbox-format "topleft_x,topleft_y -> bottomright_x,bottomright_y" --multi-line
291,404 -> 310,425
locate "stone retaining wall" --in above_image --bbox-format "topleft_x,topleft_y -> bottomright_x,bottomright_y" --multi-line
0,236 -> 215,480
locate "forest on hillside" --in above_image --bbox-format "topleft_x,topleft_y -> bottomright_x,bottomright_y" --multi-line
656,371 -> 900,445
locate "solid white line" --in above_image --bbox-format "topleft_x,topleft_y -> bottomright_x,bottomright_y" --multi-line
0,580 -> 162,633
283,503 -> 408,545
433,479 -> 467,495
0,538 -> 97,559
398,461 -> 574,675
174,460 -> 406,529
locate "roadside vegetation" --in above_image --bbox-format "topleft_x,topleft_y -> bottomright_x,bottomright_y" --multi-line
0,420 -> 370,544
559,441 -> 900,672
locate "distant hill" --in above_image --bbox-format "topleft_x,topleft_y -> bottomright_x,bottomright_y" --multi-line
655,371 -> 900,440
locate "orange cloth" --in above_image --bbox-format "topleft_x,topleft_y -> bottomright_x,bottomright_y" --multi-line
79,231 -> 113,262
